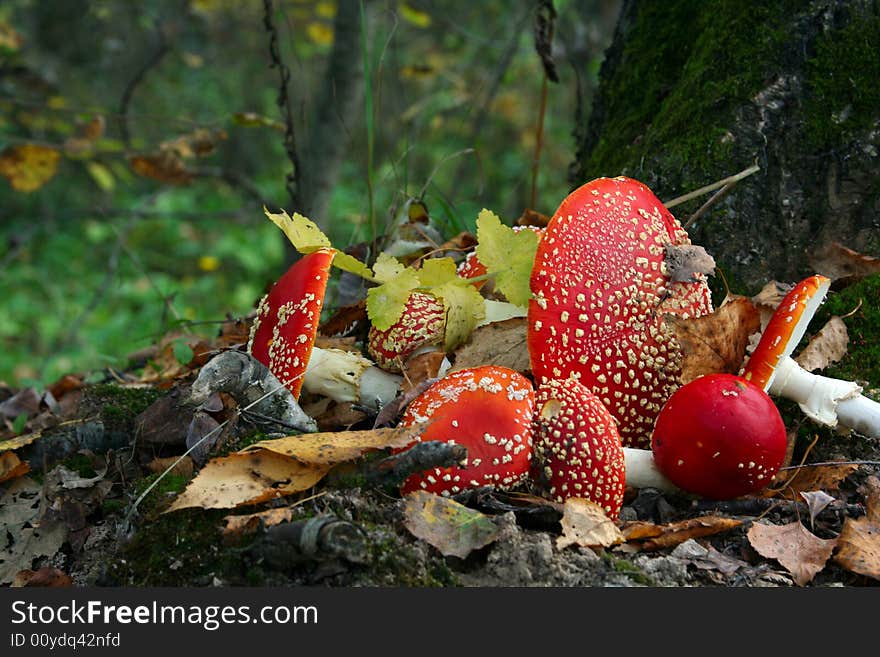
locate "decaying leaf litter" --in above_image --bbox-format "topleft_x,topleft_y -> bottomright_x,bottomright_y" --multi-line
1,183 -> 879,589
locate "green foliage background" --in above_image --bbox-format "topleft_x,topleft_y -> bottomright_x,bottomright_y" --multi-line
0,0 -> 618,387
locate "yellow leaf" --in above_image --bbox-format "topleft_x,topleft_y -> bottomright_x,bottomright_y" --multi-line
366,268 -> 421,331
372,252 -> 406,283
264,207 -> 332,252
0,144 -> 61,192
165,449 -> 330,512
433,280 -> 485,351
85,161 -> 115,192
403,491 -> 500,559
416,257 -> 458,287
399,3 -> 431,28
244,425 -> 423,465
475,209 -> 539,307
198,255 -> 221,272
306,22 -> 334,45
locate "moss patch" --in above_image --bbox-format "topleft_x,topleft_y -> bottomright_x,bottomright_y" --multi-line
82,383 -> 162,434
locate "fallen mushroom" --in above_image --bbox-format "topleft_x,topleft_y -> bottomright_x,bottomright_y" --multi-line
650,373 -> 788,499
528,176 -> 713,448
248,249 -> 403,411
396,365 -> 535,496
742,274 -> 880,438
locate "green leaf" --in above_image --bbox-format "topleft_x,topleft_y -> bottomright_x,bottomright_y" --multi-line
372,252 -> 406,283
474,209 -> 539,307
264,208 -> 331,253
173,340 -> 194,365
433,281 -> 485,351
366,268 -> 421,331
416,257 -> 458,287
12,413 -> 28,435
332,252 -> 375,280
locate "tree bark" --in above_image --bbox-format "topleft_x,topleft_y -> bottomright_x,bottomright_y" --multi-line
572,0 -> 880,292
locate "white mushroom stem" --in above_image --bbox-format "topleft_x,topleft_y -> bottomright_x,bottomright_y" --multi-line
622,448 -> 680,493
303,347 -> 403,410
771,356 -> 880,438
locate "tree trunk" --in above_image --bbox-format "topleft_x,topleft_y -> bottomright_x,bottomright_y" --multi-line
572,0 -> 880,292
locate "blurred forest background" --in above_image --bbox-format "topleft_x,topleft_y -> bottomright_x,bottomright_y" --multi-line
0,0 -> 621,388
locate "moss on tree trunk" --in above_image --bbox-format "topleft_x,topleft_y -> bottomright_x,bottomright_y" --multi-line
573,0 -> 880,292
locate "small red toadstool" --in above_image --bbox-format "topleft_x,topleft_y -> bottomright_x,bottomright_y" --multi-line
248,250 -> 402,410
650,373 -> 788,499
397,365 -> 535,496
532,378 -> 626,519
742,274 -> 880,439
528,176 -> 713,449
367,291 -> 446,373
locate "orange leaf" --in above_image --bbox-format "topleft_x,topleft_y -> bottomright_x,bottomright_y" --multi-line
765,462 -> 860,498
0,144 -> 60,192
621,515 -> 742,551
0,451 -> 30,483
130,152 -> 193,185
747,521 -> 837,586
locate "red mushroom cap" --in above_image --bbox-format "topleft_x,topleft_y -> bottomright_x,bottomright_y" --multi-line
528,176 -> 713,448
248,248 -> 335,398
458,225 -> 545,290
532,378 -> 626,519
651,373 -> 787,499
743,274 -> 831,392
398,365 -> 535,496
367,291 -> 446,373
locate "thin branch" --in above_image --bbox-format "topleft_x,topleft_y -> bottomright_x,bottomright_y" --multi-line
119,26 -> 170,148
263,0 -> 301,209
663,163 -> 760,209
682,180 -> 736,229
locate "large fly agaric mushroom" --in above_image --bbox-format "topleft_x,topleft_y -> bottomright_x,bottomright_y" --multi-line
397,365 -> 535,496
742,274 -> 880,439
650,373 -> 788,499
528,176 -> 713,448
248,250 -> 402,410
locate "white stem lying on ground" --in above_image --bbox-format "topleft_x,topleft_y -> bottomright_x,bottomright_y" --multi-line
303,347 -> 403,411
772,356 -> 880,438
622,447 -> 679,493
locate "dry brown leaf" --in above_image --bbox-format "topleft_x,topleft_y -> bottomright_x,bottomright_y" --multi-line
747,520 -> 837,586
401,350 -> 447,390
12,567 -> 73,587
0,451 -> 30,483
221,507 -> 296,543
165,449 -> 330,512
834,476 -> 880,581
146,456 -> 194,479
0,144 -> 61,192
666,295 -> 761,385
516,208 -> 551,228
452,317 -> 530,373
621,515 -> 743,551
318,300 -> 368,337
808,242 -> 880,284
751,280 -> 793,330
130,152 -> 193,185
556,498 -> 624,549
243,425 -> 424,466
795,317 -> 848,372
765,462 -> 859,498
402,490 -> 500,559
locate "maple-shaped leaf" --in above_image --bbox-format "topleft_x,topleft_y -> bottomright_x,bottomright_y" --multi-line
372,251 -> 406,283
475,209 -> 539,307
366,267 -> 421,331
433,279 -> 486,351
415,257 -> 458,287
264,208 -> 374,280
747,520 -> 837,586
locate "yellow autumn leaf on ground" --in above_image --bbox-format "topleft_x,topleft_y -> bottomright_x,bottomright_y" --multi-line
556,498 -> 624,549
0,451 -> 30,484
747,520 -> 837,586
165,449 -> 330,512
0,144 -> 61,192
244,425 -> 424,466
